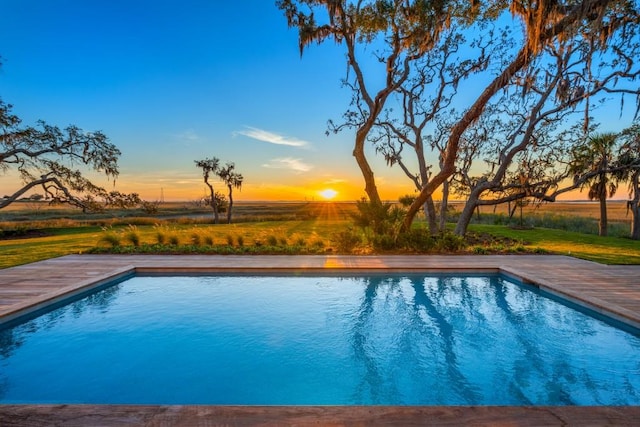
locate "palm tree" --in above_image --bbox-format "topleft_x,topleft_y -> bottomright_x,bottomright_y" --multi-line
217,162 -> 243,224
194,157 -> 221,224
569,133 -> 619,237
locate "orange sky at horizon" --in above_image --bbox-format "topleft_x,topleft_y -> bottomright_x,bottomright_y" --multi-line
2,166 -> 631,204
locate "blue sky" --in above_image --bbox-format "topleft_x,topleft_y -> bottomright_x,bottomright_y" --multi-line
1,1 -> 636,202
1,0 -> 405,201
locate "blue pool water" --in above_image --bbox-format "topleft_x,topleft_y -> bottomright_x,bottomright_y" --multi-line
0,274 -> 639,405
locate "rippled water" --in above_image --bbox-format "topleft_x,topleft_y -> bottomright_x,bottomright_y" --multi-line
1,274 -> 639,405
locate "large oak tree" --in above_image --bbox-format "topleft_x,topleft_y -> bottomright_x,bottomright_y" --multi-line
278,0 -> 636,234
0,99 -> 128,212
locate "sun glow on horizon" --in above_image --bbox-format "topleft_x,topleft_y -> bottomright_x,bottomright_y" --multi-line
319,189 -> 338,200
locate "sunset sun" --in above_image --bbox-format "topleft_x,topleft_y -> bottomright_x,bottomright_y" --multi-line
319,189 -> 338,200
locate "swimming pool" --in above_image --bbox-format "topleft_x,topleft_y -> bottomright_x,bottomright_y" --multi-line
1,273 -> 638,405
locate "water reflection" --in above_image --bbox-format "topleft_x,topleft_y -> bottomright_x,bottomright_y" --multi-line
347,274 -> 640,405
0,284 -> 122,399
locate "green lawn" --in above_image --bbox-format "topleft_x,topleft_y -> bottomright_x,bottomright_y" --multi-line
0,220 -> 344,269
1,220 -> 639,269
469,224 -> 640,264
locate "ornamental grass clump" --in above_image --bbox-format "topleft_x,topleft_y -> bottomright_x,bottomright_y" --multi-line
154,224 -> 168,244
98,230 -> 121,248
123,225 -> 140,247
266,235 -> 278,246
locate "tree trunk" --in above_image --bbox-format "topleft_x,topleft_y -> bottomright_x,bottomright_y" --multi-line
598,183 -> 608,237
454,191 -> 481,236
205,181 -> 219,224
354,129 -> 381,206
439,179 -> 450,233
424,196 -> 438,235
227,185 -> 234,224
629,172 -> 639,240
631,202 -> 640,240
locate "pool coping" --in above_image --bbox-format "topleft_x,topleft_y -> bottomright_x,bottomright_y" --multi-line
1,254 -> 639,426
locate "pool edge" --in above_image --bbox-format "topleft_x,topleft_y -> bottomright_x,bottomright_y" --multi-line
0,265 -> 135,326
1,404 -> 639,426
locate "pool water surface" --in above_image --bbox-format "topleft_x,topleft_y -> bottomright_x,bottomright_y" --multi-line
0,274 -> 638,405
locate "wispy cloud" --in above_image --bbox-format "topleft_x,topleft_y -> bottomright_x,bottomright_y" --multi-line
175,129 -> 201,144
262,157 -> 313,173
324,178 -> 347,185
234,126 -> 310,148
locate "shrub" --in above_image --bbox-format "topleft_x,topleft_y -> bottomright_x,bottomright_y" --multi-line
397,228 -> 434,252
334,228 -> 362,253
191,233 -> 201,246
168,235 -> 180,246
372,233 -> 396,251
279,237 -> 288,246
351,198 -> 404,236
226,235 -> 234,246
267,235 -> 278,246
204,236 -> 214,246
295,237 -> 306,247
435,233 -> 466,252
237,235 -> 244,246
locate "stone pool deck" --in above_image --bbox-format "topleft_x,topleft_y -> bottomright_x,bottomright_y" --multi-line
0,254 -> 639,426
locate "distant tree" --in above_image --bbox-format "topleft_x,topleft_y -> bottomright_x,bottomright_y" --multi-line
103,191 -> 141,210
0,99 -> 131,212
569,133 -> 620,236
194,157 -> 221,223
217,162 -> 243,224
618,124 -> 640,239
398,194 -> 416,207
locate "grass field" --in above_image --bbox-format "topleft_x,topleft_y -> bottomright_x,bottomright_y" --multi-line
1,200 -> 639,268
